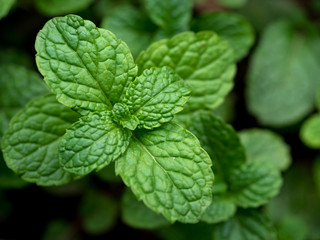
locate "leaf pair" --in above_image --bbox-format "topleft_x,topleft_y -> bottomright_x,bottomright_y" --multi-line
2,15 -> 215,223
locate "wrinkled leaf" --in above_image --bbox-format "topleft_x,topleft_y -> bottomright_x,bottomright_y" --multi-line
137,31 -> 235,112
59,112 -> 131,176
36,15 -> 137,114
1,94 -> 79,186
116,122 -> 214,223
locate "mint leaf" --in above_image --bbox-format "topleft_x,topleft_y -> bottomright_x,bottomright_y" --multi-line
179,111 -> 246,181
239,128 -> 291,171
230,162 -> 282,208
1,94 -> 79,186
144,0 -> 193,35
35,0 -> 93,16
121,188 -> 169,229
112,103 -> 139,131
213,208 -> 277,240
59,112 -> 131,176
201,195 -> 236,224
115,122 -> 214,223
246,20 -> 320,126
0,64 -> 49,143
0,0 -> 15,19
300,114 -> 320,149
79,191 -> 118,235
101,4 -> 157,58
35,15 -> 138,114
122,67 -> 191,129
137,31 -> 235,112
191,12 -> 255,61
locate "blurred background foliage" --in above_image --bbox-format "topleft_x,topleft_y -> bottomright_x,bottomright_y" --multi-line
0,0 -> 320,239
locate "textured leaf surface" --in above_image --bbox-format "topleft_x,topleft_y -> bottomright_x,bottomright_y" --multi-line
180,111 -> 246,181
35,15 -> 137,114
101,5 -> 157,58
213,208 -> 277,240
79,191 -> 117,235
246,20 -> 320,126
35,0 -> 93,16
59,112 -> 131,176
300,114 -> 320,149
122,67 -> 191,129
191,12 -> 255,61
201,195 -> 236,224
239,128 -> 291,171
0,0 -> 15,19
1,94 -> 79,186
144,0 -> 193,35
116,122 -> 214,223
229,162 -> 282,208
137,31 -> 235,112
121,188 -> 169,229
0,64 -> 48,143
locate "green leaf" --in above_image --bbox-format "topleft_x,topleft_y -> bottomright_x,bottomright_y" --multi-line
229,162 -> 282,208
35,15 -> 138,114
115,122 -> 214,223
0,64 -> 49,143
137,31 -> 235,112
246,20 -> 320,126
0,0 -> 15,19
121,188 -> 169,229
239,128 -> 291,171
217,0 -> 247,8
213,208 -> 277,240
1,94 -> 80,186
59,112 -> 131,176
278,215 -> 309,240
179,110 -> 246,181
200,195 -> 236,224
0,152 -> 28,188
101,4 -> 158,58
79,191 -> 118,235
300,114 -> 320,149
122,67 -> 191,129
144,0 -> 193,35
112,103 -> 139,131
35,0 -> 94,16
191,12 -> 255,61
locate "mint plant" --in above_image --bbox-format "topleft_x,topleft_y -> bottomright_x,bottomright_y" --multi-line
1,14 -> 215,223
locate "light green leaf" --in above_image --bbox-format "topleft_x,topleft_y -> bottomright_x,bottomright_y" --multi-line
137,31 -> 235,112
201,195 -> 236,224
239,128 -> 291,171
79,191 -> 118,235
35,15 -> 138,114
101,4 -> 158,58
144,0 -> 193,35
1,94 -> 80,186
0,0 -> 15,19
115,122 -> 214,223
35,0 -> 93,16
179,110 -> 246,181
229,162 -> 282,208
122,67 -> 191,129
213,208 -> 277,240
300,114 -> 320,149
246,20 -> 320,126
59,112 -> 131,176
217,0 -> 247,8
191,12 -> 255,61
0,64 -> 49,143
121,188 -> 169,229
